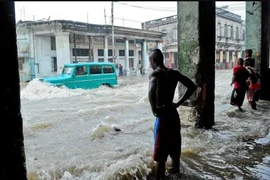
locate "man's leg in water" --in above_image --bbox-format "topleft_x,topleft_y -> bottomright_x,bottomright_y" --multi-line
169,129 -> 181,174
156,161 -> 166,180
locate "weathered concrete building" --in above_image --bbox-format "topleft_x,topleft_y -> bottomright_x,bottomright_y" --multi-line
16,20 -> 165,82
142,7 -> 245,69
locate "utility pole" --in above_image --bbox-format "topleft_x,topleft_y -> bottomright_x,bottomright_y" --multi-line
111,1 -> 115,63
23,6 -> 25,21
104,8 -> 107,25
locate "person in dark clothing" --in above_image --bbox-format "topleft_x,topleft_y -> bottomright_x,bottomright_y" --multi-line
119,64 -> 123,76
230,58 -> 250,111
244,49 -> 255,68
148,48 -> 197,180
244,61 -> 261,110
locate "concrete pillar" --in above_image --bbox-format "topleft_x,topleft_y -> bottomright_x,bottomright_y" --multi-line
156,40 -> 163,52
237,51 -> 241,59
104,36 -> 108,62
178,1 -> 215,129
246,1 -> 270,100
220,50 -> 223,63
125,37 -> 129,70
141,40 -> 148,73
226,51 -> 229,69
0,2 -> 27,179
55,32 -> 71,74
88,36 -> 93,62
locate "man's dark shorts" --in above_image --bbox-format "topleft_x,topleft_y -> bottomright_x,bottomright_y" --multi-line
153,108 -> 181,162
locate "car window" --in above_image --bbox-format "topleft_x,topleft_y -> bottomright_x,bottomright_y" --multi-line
103,66 -> 114,74
75,66 -> 87,76
62,67 -> 74,75
90,66 -> 102,74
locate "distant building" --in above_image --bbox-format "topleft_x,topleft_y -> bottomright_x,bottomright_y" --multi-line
16,20 -> 165,82
142,7 -> 245,69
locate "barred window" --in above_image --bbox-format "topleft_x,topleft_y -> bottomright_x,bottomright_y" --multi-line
18,57 -> 24,71
51,57 -> 57,72
51,36 -> 56,50
119,50 -> 125,56
98,49 -> 104,56
98,58 -> 104,62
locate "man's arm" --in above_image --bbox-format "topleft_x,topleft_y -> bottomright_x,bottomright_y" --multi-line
231,75 -> 236,86
148,72 -> 158,116
174,72 -> 197,108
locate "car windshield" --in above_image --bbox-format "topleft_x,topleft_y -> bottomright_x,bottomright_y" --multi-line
62,67 -> 74,75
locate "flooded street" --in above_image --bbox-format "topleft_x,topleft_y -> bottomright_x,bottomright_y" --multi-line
21,69 -> 270,180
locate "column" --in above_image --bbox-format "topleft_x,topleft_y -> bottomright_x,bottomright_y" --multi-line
124,37 -> 129,70
178,1 -> 215,129
156,40 -> 163,52
142,40 -> 148,73
1,2 -> 28,179
55,32 -> 71,74
104,36 -> 108,62
88,36 -> 93,62
226,51 -> 229,69
237,51 -> 241,59
219,50 -> 223,69
232,51 -> 236,67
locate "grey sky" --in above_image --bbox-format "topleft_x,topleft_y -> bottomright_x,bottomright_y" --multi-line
15,1 -> 246,29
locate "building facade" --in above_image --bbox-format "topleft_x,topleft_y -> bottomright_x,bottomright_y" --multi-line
142,8 -> 245,70
16,20 -> 165,82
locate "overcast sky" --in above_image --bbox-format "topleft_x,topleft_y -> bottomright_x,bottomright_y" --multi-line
15,1 -> 246,29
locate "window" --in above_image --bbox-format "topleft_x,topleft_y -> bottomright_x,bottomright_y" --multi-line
51,57 -> 57,72
236,27 -> 239,40
90,66 -> 102,74
18,57 -> 24,71
129,58 -> 134,68
129,50 -> 134,56
98,49 -> 104,56
75,66 -> 87,76
217,22 -> 221,36
51,36 -> 56,50
230,26 -> 234,38
242,30 -> 245,41
224,24 -> 228,37
128,40 -> 134,44
108,58 -> 113,62
98,58 -> 104,62
116,39 -> 125,43
62,67 -> 73,75
72,49 -> 89,56
103,66 -> 114,73
119,50 -> 125,56
108,49 -> 112,56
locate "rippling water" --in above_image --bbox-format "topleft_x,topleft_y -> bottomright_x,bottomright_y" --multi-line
20,69 -> 270,180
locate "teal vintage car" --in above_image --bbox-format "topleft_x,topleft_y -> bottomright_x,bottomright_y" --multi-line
39,62 -> 118,89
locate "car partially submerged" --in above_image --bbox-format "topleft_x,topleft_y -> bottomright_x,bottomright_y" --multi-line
39,62 -> 118,89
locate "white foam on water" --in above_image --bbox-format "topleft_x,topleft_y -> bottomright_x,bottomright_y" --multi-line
21,71 -> 270,179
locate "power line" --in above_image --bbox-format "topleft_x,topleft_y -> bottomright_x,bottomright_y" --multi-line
105,15 -> 142,23
115,2 -> 176,12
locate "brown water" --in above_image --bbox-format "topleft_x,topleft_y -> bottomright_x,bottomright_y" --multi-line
20,69 -> 270,180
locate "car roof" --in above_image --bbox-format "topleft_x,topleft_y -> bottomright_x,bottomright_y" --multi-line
64,62 -> 115,67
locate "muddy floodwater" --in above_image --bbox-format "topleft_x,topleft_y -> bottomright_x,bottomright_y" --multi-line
20,69 -> 270,180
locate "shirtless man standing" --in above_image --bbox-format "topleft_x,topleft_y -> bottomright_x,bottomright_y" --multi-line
148,49 -> 197,180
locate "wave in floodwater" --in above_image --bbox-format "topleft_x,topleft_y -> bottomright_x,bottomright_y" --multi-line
21,71 -> 270,180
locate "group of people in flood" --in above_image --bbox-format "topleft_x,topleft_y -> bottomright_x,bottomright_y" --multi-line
230,49 -> 261,111
147,48 -> 261,180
